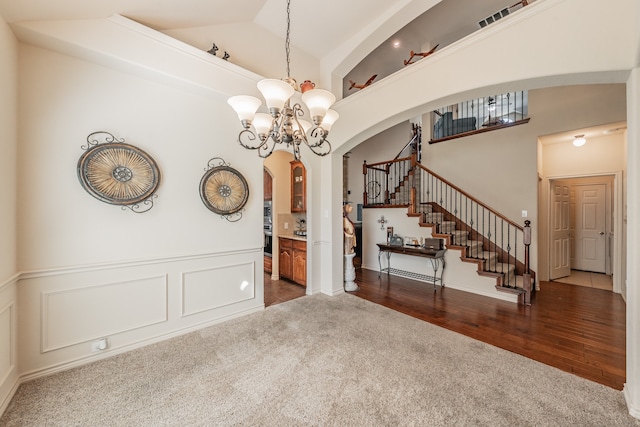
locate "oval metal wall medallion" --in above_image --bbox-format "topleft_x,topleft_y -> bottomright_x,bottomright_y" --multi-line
78,132 -> 161,213
200,157 -> 249,222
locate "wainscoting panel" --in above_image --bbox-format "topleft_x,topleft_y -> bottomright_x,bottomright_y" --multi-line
16,249 -> 264,379
182,262 -> 255,317
0,303 -> 15,388
41,275 -> 168,353
0,280 -> 18,416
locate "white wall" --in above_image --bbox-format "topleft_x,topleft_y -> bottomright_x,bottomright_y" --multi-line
0,13 -> 18,414
542,133 -> 626,177
14,42 -> 266,378
0,17 -> 17,278
18,45 -> 265,269
3,0 -> 640,418
625,66 -> 640,420
164,23 -> 322,90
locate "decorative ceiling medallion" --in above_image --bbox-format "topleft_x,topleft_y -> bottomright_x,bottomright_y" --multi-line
77,131 -> 161,213
200,157 -> 249,222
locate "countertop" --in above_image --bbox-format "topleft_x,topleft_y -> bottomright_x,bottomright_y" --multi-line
278,234 -> 307,242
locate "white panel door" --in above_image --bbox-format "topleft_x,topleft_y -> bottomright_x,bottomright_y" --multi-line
550,182 -> 571,279
573,184 -> 606,273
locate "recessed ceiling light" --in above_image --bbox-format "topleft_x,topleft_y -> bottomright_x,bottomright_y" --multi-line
392,40 -> 401,48
573,135 -> 586,147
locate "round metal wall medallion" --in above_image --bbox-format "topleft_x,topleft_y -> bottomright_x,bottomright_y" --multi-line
200,163 -> 249,218
78,138 -> 161,208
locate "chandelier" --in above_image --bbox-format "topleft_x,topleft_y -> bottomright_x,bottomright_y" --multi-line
227,0 -> 338,160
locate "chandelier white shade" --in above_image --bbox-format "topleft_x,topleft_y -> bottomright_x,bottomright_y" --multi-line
227,0 -> 337,160
321,109 -> 339,132
301,89 -> 336,123
227,95 -> 261,125
257,79 -> 295,113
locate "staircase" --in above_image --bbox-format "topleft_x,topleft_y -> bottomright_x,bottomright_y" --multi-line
364,153 -> 534,305
419,203 -> 521,288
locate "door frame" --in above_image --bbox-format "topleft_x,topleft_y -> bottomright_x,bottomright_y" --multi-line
546,172 -> 622,293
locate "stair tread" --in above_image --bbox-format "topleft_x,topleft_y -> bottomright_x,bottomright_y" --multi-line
386,198 -> 532,305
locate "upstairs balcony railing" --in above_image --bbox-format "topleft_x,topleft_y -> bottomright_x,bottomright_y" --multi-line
430,91 -> 529,143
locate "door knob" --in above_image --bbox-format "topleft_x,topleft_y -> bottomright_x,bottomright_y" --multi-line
599,231 -> 605,235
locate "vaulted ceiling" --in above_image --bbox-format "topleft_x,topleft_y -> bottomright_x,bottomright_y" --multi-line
0,0 -> 515,80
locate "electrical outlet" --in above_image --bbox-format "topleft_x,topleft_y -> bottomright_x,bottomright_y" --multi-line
284,222 -> 289,229
91,338 -> 108,352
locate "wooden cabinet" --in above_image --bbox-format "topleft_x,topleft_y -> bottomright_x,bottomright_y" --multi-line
279,237 -> 306,287
290,161 -> 305,212
264,255 -> 272,274
263,168 -> 272,200
292,240 -> 307,286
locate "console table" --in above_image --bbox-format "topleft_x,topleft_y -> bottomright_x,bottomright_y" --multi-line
377,243 -> 446,291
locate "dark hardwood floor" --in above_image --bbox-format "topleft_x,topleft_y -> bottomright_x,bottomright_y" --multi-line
264,268 -> 626,390
352,268 -> 626,390
264,273 -> 306,307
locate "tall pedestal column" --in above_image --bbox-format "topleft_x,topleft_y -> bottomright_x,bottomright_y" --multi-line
344,252 -> 358,291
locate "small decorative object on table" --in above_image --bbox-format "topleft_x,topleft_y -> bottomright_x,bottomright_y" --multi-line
389,234 -> 403,246
423,238 -> 443,250
404,236 -> 420,247
386,227 -> 394,244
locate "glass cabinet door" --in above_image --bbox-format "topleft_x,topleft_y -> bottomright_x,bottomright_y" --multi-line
291,161 -> 306,213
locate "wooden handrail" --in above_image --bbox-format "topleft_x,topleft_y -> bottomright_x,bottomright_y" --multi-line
415,158 -> 523,232
365,156 -> 412,169
362,151 -> 534,303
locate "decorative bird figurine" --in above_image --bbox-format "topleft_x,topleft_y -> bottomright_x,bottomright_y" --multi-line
222,51 -> 230,61
403,44 -> 439,66
207,43 -> 219,56
348,74 -> 377,90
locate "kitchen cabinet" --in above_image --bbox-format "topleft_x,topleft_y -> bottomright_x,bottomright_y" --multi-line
292,240 -> 307,286
264,255 -> 272,273
263,169 -> 272,200
279,237 -> 306,287
279,238 -> 293,280
290,161 -> 305,212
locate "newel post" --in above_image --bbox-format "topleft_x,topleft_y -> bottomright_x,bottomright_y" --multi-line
384,163 -> 390,204
523,220 -> 532,305
362,160 -> 368,205
410,153 -> 418,214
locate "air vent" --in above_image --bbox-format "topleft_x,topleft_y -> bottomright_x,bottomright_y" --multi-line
478,7 -> 510,28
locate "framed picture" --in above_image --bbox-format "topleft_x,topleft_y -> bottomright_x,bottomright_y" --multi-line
389,234 -> 403,246
386,227 -> 394,243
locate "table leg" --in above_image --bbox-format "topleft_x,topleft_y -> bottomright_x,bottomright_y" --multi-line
378,251 -> 391,278
430,258 -> 438,292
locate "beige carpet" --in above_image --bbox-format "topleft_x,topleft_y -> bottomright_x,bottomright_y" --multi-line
2,293 -> 638,426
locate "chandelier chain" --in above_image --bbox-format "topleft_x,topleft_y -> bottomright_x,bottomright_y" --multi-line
285,0 -> 291,79
227,0 -> 335,161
